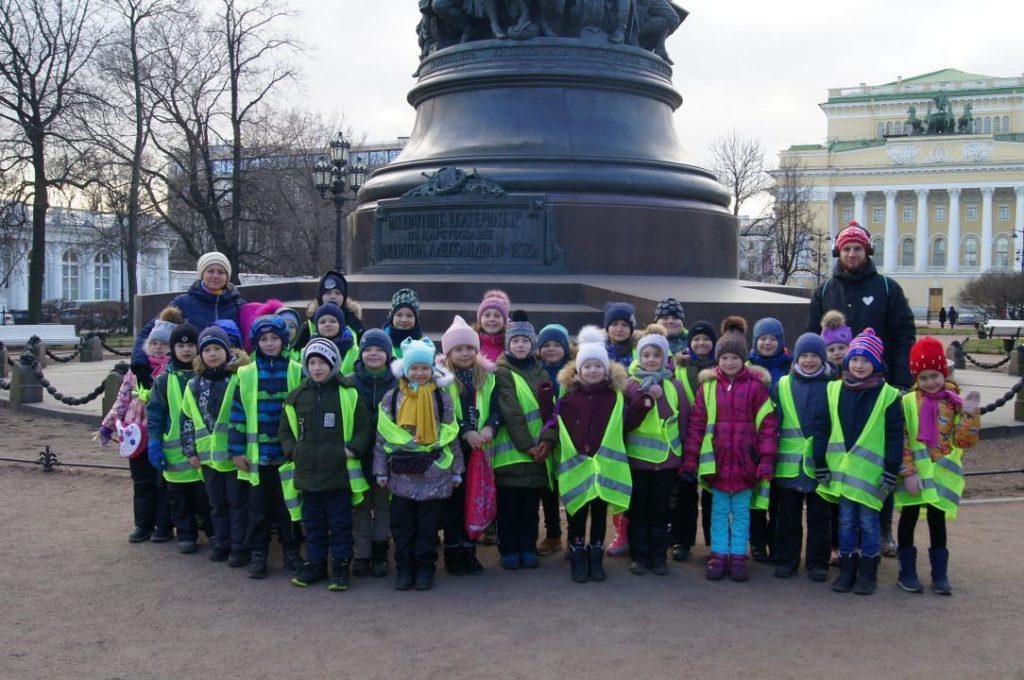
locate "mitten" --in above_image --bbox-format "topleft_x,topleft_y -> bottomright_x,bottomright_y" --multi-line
903,473 -> 923,496
814,465 -> 830,484
98,425 -> 113,446
149,449 -> 166,472
963,390 -> 981,413
879,471 -> 899,497
131,362 -> 154,390
756,462 -> 774,482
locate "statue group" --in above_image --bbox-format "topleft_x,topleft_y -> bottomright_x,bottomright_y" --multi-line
418,0 -> 689,64
905,94 -> 975,136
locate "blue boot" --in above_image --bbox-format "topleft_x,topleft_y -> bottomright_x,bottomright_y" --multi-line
929,547 -> 952,595
896,546 -> 924,593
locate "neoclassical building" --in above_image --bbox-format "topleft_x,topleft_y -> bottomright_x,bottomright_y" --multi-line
778,68 -> 1024,313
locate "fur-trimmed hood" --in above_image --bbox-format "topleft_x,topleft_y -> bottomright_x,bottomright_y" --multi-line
557,360 -> 629,394
697,363 -> 771,387
306,297 -> 362,321
390,357 -> 454,388
192,348 -> 251,375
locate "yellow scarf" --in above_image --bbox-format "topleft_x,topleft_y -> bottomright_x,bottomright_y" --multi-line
396,379 -> 438,445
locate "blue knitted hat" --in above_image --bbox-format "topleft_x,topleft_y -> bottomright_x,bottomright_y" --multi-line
360,328 -> 394,359
752,317 -> 785,356
603,302 -> 637,331
793,332 -> 827,365
537,323 -> 570,355
401,336 -> 436,376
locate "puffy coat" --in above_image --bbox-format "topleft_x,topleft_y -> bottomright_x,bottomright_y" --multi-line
494,356 -> 553,489
682,365 -> 779,493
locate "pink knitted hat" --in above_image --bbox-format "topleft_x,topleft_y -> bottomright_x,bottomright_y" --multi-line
476,289 -> 511,325
442,315 -> 480,355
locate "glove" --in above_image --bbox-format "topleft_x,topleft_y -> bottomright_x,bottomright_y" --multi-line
903,473 -> 923,496
97,425 -> 113,446
756,462 -> 774,482
814,465 -> 830,485
963,390 -> 981,413
679,462 -> 697,483
131,362 -> 154,390
149,450 -> 167,472
879,471 -> 899,497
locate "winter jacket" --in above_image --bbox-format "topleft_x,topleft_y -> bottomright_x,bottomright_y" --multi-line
145,364 -> 195,466
606,339 -> 635,369
901,383 -> 980,475
372,368 -> 464,501
806,259 -> 916,388
132,281 -> 245,368
682,365 -> 779,493
539,362 -> 651,455
771,367 -> 832,492
228,351 -> 293,465
811,378 -> 904,478
101,356 -> 168,433
181,352 -> 249,459
351,360 -> 399,476
450,356 -> 503,443
494,355 -> 554,489
624,375 -> 688,472
748,350 -> 793,387
293,280 -> 365,352
478,332 -> 505,362
278,374 -> 374,493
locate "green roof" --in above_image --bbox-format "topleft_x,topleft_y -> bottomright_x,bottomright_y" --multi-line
882,68 -> 995,86
828,139 -> 885,153
826,68 -> 1020,104
788,144 -> 824,151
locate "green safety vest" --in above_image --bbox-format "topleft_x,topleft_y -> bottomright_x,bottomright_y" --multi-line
447,372 -> 495,452
774,376 -> 816,480
377,391 -> 459,469
181,374 -> 239,473
895,392 -> 965,519
625,378 -> 682,464
491,371 -> 543,471
162,372 -> 202,484
556,392 -> 632,517
281,385 -> 370,521
697,380 -> 774,510
816,380 -> 900,511
236,360 -> 304,486
674,365 -> 696,405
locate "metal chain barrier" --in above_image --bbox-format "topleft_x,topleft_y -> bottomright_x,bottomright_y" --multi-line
83,332 -> 133,357
45,346 -> 82,363
979,375 -> 1024,415
961,337 -> 1015,370
20,353 -> 106,406
0,446 -> 128,472
0,378 -> 10,391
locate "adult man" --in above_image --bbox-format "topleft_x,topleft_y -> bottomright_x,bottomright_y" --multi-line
806,221 -> 916,389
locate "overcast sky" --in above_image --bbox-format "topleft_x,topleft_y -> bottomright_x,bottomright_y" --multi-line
285,1 -> 1021,211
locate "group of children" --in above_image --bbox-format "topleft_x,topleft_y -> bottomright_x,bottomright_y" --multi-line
101,266 -> 981,595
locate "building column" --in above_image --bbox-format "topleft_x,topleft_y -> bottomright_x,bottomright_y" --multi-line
1015,187 -> 1024,267
981,186 -> 994,271
827,191 -> 836,238
883,190 -> 898,271
947,188 -> 961,272
915,189 -> 929,272
853,190 -> 866,227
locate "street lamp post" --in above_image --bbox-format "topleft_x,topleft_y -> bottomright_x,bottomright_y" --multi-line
810,231 -> 831,286
313,133 -> 368,273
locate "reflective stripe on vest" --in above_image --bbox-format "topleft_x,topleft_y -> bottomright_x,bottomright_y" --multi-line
697,380 -> 773,510
774,375 -> 815,480
491,371 -> 542,470
181,374 -> 238,473
556,392 -> 632,517
895,392 -> 965,519
674,365 -> 695,405
162,372 -> 202,484
340,342 -> 358,375
625,378 -> 682,464
816,380 -> 899,511
237,360 -> 303,486
376,392 -> 458,469
447,372 -> 496,456
282,385 -> 369,519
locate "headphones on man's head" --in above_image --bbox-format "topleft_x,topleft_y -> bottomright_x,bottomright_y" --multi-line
832,220 -> 875,257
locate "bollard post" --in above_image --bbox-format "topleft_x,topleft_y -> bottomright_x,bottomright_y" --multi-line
101,363 -> 130,416
11,353 -> 43,407
28,340 -> 47,369
0,342 -> 7,380
947,341 -> 965,371
1008,345 -> 1024,378
79,336 -> 103,362
1016,386 -> 1024,422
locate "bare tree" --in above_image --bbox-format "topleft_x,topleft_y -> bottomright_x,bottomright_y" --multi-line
0,171 -> 29,290
767,158 -> 815,285
707,131 -> 771,217
0,0 -> 101,321
958,272 -> 1024,321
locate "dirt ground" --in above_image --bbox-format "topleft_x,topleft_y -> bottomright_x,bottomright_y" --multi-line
2,411 -> 1024,679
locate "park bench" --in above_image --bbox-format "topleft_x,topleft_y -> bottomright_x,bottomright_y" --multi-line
0,325 -> 81,348
983,320 -> 1024,340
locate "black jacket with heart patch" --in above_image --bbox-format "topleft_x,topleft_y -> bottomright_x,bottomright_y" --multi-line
806,259 -> 916,388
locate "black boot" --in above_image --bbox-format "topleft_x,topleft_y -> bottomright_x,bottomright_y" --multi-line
649,527 -> 670,576
414,564 -> 436,591
370,540 -> 390,578
328,559 -> 351,592
227,549 -> 251,568
832,553 -> 857,593
444,546 -> 468,576
929,547 -> 952,595
291,560 -> 328,587
587,544 -> 607,582
897,546 -> 923,593
395,568 -> 414,591
854,554 -> 879,595
628,524 -> 648,575
283,547 -> 304,577
247,550 -> 268,579
128,526 -> 152,543
352,557 -> 371,578
569,544 -> 588,583
463,545 -> 484,575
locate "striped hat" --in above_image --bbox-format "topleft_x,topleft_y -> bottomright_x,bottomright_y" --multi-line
844,328 -> 885,371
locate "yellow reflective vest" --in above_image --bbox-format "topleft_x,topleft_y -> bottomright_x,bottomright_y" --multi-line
625,378 -> 682,464
556,393 -> 632,516
161,371 -> 202,484
236,360 -> 303,486
895,392 -> 966,519
774,375 -> 816,480
181,374 -> 239,473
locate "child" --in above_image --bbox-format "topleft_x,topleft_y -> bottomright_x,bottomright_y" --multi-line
895,337 -> 980,595
350,329 -> 398,578
214,319 -> 244,350
275,306 -> 303,360
279,338 -> 374,591
681,317 -> 778,582
181,326 -> 251,567
374,336 -> 462,591
771,332 -> 833,581
813,328 -> 903,596
384,288 -> 423,358
313,302 -> 359,374
229,315 -> 304,579
654,297 -> 688,356
441,315 -> 502,575
475,289 -> 511,362
147,323 -> 211,555
603,301 -> 638,557
624,325 -> 688,576
669,319 -> 717,562
820,310 -> 853,375
493,311 -> 554,570
99,307 -> 179,543
538,326 -> 652,583
536,323 -> 571,554
291,271 -> 364,351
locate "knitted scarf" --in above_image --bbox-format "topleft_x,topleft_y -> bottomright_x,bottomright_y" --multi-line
632,367 -> 673,392
841,371 -> 886,392
918,387 -> 963,449
397,378 -> 437,445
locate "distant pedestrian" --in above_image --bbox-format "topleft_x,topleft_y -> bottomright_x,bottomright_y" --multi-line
938,307 -> 947,329
948,307 -> 958,329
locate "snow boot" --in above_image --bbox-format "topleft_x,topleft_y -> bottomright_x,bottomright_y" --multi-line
606,515 -> 629,557
328,559 -> 351,592
832,553 -> 857,593
587,544 -> 607,581
929,547 -> 952,595
854,554 -> 879,595
896,546 -> 924,593
247,550 -> 268,579
291,560 -> 328,587
730,554 -> 750,582
705,552 -> 728,580
569,545 -> 588,583
370,540 -> 390,578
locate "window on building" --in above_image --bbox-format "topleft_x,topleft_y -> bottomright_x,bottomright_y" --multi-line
900,237 -> 915,267
1003,115 -> 1010,133
966,204 -> 977,221
877,122 -> 885,138
61,250 -> 79,300
885,121 -> 892,136
984,117 -> 992,134
934,206 -> 946,221
872,237 -> 884,261
995,235 -> 1010,269
994,117 -> 1001,134
842,207 -> 853,222
998,205 -> 1009,221
897,121 -> 905,135
94,253 -> 112,300
873,207 -> 884,223
963,235 -> 979,268
931,237 -> 946,267
903,207 -> 914,223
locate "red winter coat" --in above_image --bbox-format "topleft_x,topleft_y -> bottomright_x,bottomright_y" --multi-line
682,365 -> 778,493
